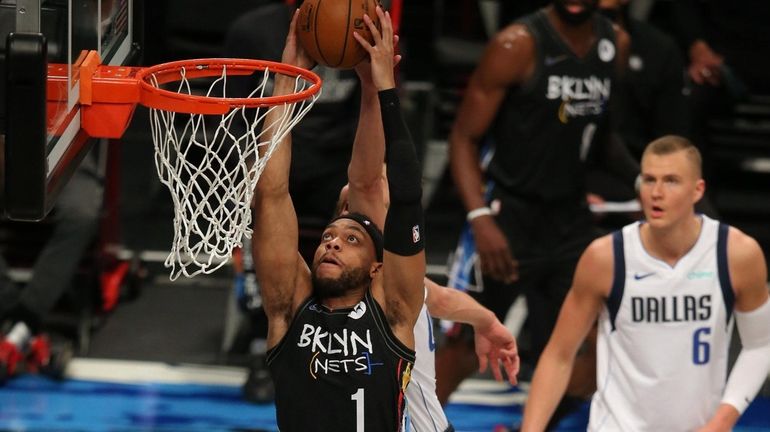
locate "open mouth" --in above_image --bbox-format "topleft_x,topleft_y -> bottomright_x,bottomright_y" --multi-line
563,0 -> 586,13
566,3 -> 584,13
320,255 -> 342,267
649,205 -> 664,217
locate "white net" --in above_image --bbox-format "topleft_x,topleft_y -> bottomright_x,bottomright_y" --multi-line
147,65 -> 319,280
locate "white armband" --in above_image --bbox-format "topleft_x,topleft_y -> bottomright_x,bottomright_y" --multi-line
721,297 -> 770,414
466,206 -> 493,222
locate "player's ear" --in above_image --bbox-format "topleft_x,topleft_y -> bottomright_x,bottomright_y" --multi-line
369,262 -> 382,277
693,178 -> 705,204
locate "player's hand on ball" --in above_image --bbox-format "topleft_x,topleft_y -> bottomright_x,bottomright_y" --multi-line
283,10 -> 316,71
353,6 -> 397,91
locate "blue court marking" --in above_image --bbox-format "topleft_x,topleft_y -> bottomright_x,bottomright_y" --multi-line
1,375 -> 768,431
0,375 -> 278,432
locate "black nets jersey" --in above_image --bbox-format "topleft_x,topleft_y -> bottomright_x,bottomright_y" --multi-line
267,289 -> 415,432
487,10 -> 617,202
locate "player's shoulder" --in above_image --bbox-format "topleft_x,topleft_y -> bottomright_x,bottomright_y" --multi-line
489,22 -> 535,55
611,21 -> 631,52
571,234 -> 616,297
580,234 -> 616,272
726,225 -> 765,265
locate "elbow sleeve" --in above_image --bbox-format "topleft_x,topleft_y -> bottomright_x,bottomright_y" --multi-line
721,297 -> 770,414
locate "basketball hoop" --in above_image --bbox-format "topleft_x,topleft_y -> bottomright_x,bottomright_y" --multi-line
76,52 -> 322,279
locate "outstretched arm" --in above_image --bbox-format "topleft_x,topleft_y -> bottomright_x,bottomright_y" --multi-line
252,11 -> 314,348
700,229 -> 770,432
354,7 -> 425,341
345,50 -> 400,227
521,236 -> 612,432
424,278 -> 519,384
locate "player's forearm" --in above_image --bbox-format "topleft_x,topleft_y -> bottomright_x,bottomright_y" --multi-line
448,127 -> 487,212
256,77 -> 296,194
702,404 -> 740,431
521,350 -> 574,432
349,86 -> 385,190
601,133 -> 640,188
721,298 -> 770,415
425,281 -> 496,329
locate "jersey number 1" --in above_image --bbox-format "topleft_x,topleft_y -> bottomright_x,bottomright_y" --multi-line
351,388 -> 364,432
692,327 -> 711,365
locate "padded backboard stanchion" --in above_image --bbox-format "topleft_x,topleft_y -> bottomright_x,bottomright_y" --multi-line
5,32 -> 48,221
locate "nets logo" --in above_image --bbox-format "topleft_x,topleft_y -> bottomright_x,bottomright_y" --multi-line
547,75 -> 610,123
412,225 -> 420,243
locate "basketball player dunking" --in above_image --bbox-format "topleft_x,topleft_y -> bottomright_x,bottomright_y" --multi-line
253,8 -> 424,431
341,23 -> 520,431
522,136 -> 770,431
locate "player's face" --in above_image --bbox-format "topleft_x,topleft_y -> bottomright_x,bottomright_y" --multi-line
311,220 -> 375,296
639,150 -> 705,230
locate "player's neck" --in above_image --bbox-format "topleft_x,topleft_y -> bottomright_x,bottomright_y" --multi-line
642,214 -> 703,267
319,286 -> 368,311
546,6 -> 596,57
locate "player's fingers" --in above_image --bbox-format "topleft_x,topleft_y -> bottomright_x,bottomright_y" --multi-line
501,252 -> 518,283
483,258 -> 505,282
378,7 -> 391,35
289,8 -> 299,35
504,356 -> 519,385
362,13 -> 382,44
394,54 -> 402,67
490,357 -> 504,382
477,354 -> 488,374
381,10 -> 394,47
353,31 -> 374,52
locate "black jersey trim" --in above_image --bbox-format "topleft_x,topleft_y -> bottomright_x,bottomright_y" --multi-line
535,9 -> 616,65
265,296 -> 314,366
607,231 -> 625,331
717,223 -> 735,327
515,13 -> 543,95
365,290 -> 416,362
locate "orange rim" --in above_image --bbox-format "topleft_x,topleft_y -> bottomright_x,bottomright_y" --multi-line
135,58 -> 322,114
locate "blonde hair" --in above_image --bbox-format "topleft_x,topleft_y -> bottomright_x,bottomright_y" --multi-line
643,135 -> 702,178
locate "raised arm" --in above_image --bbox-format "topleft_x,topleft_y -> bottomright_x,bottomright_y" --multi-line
424,278 -> 519,384
701,228 -> 770,431
252,11 -> 314,349
354,7 -> 425,343
448,25 -> 533,284
521,236 -> 613,432
345,53 -> 398,227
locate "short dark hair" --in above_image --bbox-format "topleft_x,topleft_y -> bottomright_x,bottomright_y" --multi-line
643,135 -> 702,177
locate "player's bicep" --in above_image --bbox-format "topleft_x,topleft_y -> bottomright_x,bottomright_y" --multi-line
454,26 -> 533,139
252,192 -> 310,319
347,177 -> 387,229
728,228 -> 769,312
382,250 -> 427,323
549,238 -> 613,358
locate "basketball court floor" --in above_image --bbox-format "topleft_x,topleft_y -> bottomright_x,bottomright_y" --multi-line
1,360 -> 769,431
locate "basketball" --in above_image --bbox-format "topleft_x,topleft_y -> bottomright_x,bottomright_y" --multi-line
297,0 -> 381,69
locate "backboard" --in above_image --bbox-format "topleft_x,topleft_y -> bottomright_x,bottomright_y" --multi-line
2,0 -> 141,221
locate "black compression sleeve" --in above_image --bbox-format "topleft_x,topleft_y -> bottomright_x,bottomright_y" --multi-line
379,88 -> 424,256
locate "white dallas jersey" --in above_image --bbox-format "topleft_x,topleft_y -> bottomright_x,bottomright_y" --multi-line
405,289 -> 452,432
590,216 -> 735,431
